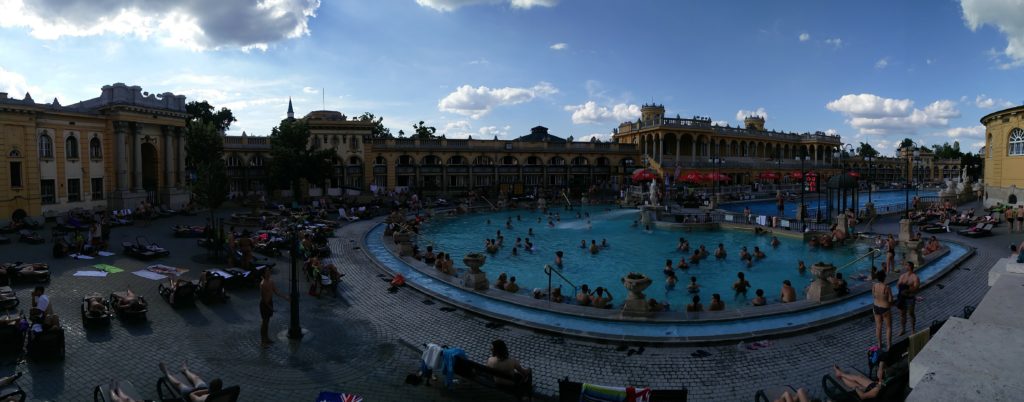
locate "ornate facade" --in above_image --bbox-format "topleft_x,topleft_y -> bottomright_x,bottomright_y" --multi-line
0,83 -> 188,221
613,104 -> 844,183
981,104 -> 1024,206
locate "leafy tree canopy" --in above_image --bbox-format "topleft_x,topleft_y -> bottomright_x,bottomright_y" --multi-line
857,142 -> 880,158
358,112 -> 392,139
268,119 -> 335,200
412,121 -> 437,140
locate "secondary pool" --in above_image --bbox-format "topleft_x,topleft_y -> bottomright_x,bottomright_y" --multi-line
415,206 -> 880,311
723,189 -> 938,218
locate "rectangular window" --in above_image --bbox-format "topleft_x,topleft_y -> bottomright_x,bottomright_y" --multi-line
41,180 -> 56,204
91,178 -> 104,200
9,162 -> 21,188
67,178 -> 81,202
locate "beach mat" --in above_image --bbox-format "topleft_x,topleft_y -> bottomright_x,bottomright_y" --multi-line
97,251 -> 115,257
147,264 -> 188,276
94,264 -> 124,273
74,271 -> 108,277
132,270 -> 167,280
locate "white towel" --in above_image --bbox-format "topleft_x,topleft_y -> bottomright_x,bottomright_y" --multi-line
422,343 -> 443,370
74,271 -> 108,277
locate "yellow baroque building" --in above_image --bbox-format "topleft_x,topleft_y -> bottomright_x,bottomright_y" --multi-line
613,104 -> 843,182
981,104 -> 1024,207
0,84 -> 189,222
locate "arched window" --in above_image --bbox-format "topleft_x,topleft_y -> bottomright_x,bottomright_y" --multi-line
39,133 -> 53,158
1009,128 -> 1024,156
89,137 -> 102,159
65,136 -> 79,159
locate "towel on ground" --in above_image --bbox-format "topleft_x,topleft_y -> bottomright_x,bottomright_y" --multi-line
97,251 -> 115,257
147,264 -> 188,276
94,264 -> 123,273
439,347 -> 466,388
70,253 -> 94,260
315,391 -> 363,402
132,270 -> 167,280
74,271 -> 108,277
580,384 -> 652,402
422,343 -> 444,370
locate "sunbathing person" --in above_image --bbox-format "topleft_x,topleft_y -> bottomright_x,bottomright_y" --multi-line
831,362 -> 887,400
108,381 -> 143,402
159,362 -> 224,402
486,340 -> 532,387
772,387 -> 812,402
116,289 -> 141,310
86,295 -> 107,316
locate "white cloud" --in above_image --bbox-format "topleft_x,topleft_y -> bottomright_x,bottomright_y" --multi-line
438,82 -> 557,119
826,93 -> 961,135
926,58 -> 934,65
550,42 -> 568,50
945,125 -> 986,138
712,120 -> 730,127
825,128 -> 839,136
416,0 -> 557,12
578,133 -> 612,142
875,57 -> 889,69
441,120 -> 474,138
799,33 -> 810,42
974,94 -> 1015,109
825,38 -> 842,48
0,0 -> 321,51
735,107 -> 768,122
302,86 -> 318,94
478,125 -> 511,138
564,101 -> 641,125
961,0 -> 1024,68
468,58 -> 490,65
0,66 -> 34,97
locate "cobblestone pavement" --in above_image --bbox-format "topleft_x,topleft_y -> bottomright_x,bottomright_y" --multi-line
1,201 -> 1011,401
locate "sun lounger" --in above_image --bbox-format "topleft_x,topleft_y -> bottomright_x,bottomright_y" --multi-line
80,293 -> 114,328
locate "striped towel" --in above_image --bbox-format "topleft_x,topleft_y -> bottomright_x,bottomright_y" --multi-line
316,391 -> 363,402
580,384 -> 652,402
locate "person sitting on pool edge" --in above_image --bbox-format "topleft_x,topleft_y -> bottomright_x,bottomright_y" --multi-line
647,298 -> 668,312
504,276 -> 520,293
708,293 -> 725,311
494,273 -> 508,291
733,272 -> 750,296
752,289 -> 767,306
831,272 -> 849,296
780,280 -> 796,303
592,287 -> 613,309
686,295 -> 703,312
576,284 -> 592,306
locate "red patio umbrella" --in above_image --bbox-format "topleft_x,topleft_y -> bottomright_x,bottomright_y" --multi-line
631,168 -> 657,182
677,171 -> 706,183
790,171 -> 804,180
758,171 -> 781,181
847,171 -> 861,178
705,172 -> 731,182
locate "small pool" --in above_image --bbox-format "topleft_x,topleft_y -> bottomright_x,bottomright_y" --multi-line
415,206 -> 878,310
723,190 -> 937,218
365,223 -> 970,341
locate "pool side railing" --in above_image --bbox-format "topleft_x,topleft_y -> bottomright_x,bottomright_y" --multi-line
836,248 -> 883,273
543,264 -> 578,301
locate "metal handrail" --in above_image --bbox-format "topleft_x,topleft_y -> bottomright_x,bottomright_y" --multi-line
544,264 -> 578,300
479,196 -> 496,209
836,248 -> 882,272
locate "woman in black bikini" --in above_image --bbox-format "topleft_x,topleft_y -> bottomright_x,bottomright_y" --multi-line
871,271 -> 893,350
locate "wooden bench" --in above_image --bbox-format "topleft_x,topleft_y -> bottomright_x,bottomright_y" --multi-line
452,356 -> 533,401
557,377 -> 687,402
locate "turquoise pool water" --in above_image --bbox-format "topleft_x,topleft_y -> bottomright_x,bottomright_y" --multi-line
366,223 -> 969,340
723,189 -> 937,218
416,206 -> 881,310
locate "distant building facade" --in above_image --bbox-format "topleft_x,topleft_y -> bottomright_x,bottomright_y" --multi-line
613,104 -> 844,183
981,104 -> 1024,207
0,83 -> 189,222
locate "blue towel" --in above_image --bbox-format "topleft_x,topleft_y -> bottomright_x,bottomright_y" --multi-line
440,347 -> 466,388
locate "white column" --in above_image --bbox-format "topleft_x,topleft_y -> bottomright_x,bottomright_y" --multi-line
163,126 -> 173,187
176,128 -> 186,187
132,124 -> 143,190
115,121 -> 128,191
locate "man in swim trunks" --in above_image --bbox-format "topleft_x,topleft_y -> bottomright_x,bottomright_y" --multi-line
897,261 -> 920,336
733,272 -> 750,296
872,271 -> 893,350
259,268 -> 288,348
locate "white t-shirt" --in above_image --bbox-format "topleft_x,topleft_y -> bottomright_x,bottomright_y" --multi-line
35,294 -> 49,312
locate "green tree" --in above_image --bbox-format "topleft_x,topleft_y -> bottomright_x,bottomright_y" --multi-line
412,121 -> 437,140
857,142 -> 880,158
358,112 -> 392,139
899,137 -> 915,150
397,129 -> 406,138
268,119 -> 335,201
190,123 -> 228,214
186,101 -> 236,133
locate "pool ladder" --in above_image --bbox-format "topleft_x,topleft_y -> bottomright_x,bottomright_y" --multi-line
836,248 -> 883,273
544,264 -> 578,301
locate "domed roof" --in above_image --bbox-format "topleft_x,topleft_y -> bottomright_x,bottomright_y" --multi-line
827,173 -> 858,189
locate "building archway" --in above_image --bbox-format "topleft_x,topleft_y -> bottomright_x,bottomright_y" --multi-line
141,143 -> 159,201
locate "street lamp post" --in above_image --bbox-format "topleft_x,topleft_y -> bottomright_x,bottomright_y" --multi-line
795,150 -> 810,226
708,154 -> 724,209
903,143 -> 921,219
864,156 -> 876,203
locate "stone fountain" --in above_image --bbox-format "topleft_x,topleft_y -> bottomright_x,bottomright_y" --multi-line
620,272 -> 653,315
461,253 -> 489,290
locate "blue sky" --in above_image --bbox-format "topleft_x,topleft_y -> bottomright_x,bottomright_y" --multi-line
1,0 -> 1022,155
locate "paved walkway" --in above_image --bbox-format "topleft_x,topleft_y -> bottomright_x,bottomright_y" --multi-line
2,201 -> 1012,401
